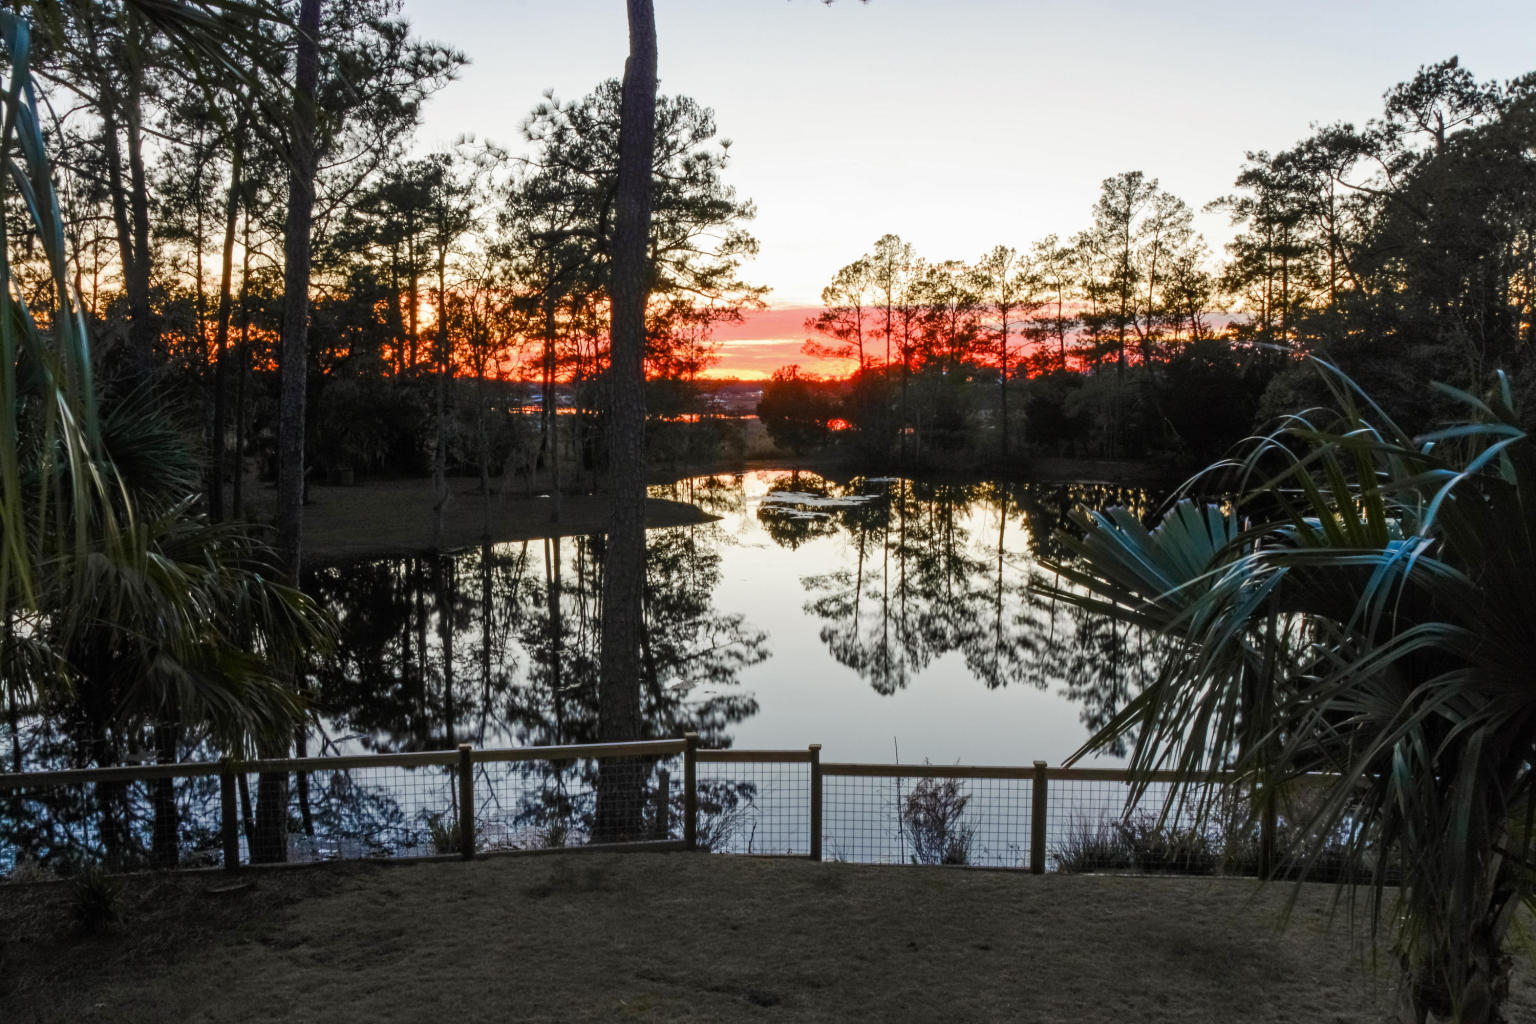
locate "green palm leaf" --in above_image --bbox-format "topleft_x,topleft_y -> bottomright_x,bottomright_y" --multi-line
1038,360 -> 1536,1021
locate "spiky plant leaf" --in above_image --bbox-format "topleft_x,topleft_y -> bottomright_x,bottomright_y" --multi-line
1039,360 -> 1536,1021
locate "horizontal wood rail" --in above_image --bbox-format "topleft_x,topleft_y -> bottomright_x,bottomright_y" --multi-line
0,737 -> 691,792
823,762 -> 1038,780
240,750 -> 459,774
475,738 -> 686,763
0,760 -> 222,790
695,748 -> 812,764
822,763 -> 1240,783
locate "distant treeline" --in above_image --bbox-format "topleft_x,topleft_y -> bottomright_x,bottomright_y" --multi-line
20,10 -> 1535,492
767,57 -> 1536,468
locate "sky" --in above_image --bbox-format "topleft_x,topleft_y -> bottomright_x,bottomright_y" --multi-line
402,0 -> 1536,378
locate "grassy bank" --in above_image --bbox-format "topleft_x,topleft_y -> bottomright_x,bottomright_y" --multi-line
239,412 -> 1195,564
7,852 -> 1531,1023
244,478 -> 719,564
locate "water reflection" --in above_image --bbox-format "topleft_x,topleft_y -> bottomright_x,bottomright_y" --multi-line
306,530 -> 767,756
722,474 -> 1163,756
1,473 -> 1171,773
299,471 -> 1167,761
4,470 -> 1172,869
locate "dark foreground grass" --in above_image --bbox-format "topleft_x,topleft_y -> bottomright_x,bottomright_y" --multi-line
2,853 -> 1532,1023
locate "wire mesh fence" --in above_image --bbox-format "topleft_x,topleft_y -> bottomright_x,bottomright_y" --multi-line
2,739 -> 1279,880
694,753 -> 811,856
475,751 -> 683,851
822,771 -> 1034,868
0,770 -> 224,875
239,761 -> 460,864
0,742 -> 690,874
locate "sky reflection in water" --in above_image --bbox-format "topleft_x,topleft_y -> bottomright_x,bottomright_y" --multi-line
308,470 -> 1165,768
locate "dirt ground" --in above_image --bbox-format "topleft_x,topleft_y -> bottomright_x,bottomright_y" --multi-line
5,852 -> 1531,1024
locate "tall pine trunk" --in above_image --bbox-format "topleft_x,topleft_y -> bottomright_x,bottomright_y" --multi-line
95,48 -> 153,370
542,295 -> 561,522
260,0 -> 323,864
209,109 -> 247,521
433,243 -> 449,549
276,0 -> 322,589
997,307 -> 1010,461
594,0 -> 656,844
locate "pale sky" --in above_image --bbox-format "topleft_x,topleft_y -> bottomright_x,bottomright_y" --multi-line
403,0 -> 1536,374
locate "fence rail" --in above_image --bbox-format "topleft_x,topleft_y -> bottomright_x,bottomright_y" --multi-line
0,736 -> 1283,877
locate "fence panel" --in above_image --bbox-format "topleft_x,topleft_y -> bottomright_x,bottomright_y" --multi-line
821,769 -> 1033,868
694,750 -> 811,856
473,750 -> 682,851
235,760 -> 460,865
1,772 -> 223,874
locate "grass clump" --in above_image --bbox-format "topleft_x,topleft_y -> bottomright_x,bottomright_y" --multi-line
1054,815 -> 1215,875
426,815 -> 463,855
1053,821 -> 1134,873
68,866 -> 124,934
1117,816 -> 1216,875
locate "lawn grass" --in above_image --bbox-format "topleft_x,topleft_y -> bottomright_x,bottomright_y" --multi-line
5,852 -> 1531,1023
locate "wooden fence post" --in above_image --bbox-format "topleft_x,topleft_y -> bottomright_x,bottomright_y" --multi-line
683,732 -> 699,851
654,768 -> 671,840
457,743 -> 475,860
1030,761 -> 1048,874
809,744 -> 822,861
220,759 -> 240,871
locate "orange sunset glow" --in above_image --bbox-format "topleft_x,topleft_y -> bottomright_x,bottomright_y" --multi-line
701,306 -> 855,380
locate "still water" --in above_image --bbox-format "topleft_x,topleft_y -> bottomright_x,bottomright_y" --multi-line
2,470 -> 1174,871
306,470 -> 1165,768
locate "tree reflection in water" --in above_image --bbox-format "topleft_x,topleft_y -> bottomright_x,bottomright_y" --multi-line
304,518 -> 767,846
3,472 -> 1169,866
771,475 -> 1165,755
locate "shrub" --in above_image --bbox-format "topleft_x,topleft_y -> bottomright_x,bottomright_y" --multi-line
426,814 -> 462,855
2,855 -> 55,885
900,775 -> 975,866
693,779 -> 758,853
1054,815 -> 1216,875
695,806 -> 745,853
1114,815 -> 1217,875
539,819 -> 571,850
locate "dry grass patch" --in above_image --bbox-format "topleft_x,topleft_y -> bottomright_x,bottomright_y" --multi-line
2,853 -> 1532,1023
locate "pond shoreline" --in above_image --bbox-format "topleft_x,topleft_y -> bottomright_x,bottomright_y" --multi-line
244,478 -> 718,566
245,451 -> 1184,565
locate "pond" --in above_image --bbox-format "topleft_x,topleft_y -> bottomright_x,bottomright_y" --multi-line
305,470 -> 1166,768
4,469 -> 1181,871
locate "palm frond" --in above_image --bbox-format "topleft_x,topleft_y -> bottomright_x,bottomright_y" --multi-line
1037,358 -> 1536,1020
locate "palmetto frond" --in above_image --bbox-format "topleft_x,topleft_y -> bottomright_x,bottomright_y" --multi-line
64,503 -> 333,754
1039,360 -> 1536,1021
2,8 -> 113,624
2,2 -> 329,752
